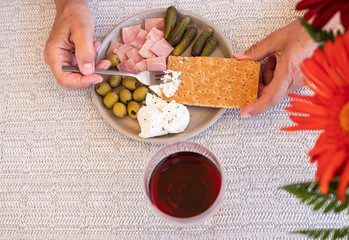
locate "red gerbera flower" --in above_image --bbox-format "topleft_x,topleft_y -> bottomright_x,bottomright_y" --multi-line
296,0 -> 349,29
282,31 -> 349,201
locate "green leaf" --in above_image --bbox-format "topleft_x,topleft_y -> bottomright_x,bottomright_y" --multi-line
292,227 -> 349,239
280,178 -> 349,214
299,18 -> 343,48
323,230 -> 331,239
334,201 -> 349,213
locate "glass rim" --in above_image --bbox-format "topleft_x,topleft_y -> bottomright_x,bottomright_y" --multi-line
143,141 -> 226,227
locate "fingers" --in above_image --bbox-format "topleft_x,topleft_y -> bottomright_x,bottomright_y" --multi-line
240,59 -> 290,118
70,17 -> 96,76
233,33 -> 280,61
262,55 -> 276,86
58,59 -> 111,88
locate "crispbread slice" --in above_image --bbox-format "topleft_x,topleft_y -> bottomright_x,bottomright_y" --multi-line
164,56 -> 260,108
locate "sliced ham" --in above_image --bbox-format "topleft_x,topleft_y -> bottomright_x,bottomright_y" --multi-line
138,39 -> 155,58
126,48 -> 145,63
107,41 -> 123,56
150,38 -> 174,57
117,58 -> 138,74
146,27 -> 164,42
136,59 -> 147,72
145,18 -> 165,32
131,29 -> 148,49
114,44 -> 134,62
121,24 -> 141,44
146,56 -> 166,71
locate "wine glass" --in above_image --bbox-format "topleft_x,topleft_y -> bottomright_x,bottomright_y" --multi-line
143,141 -> 225,227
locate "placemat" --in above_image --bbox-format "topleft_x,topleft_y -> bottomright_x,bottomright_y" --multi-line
0,0 -> 348,239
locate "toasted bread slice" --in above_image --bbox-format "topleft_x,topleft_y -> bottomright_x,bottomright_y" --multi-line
164,56 -> 260,108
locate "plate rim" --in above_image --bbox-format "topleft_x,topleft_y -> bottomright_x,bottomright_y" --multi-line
92,8 -> 233,144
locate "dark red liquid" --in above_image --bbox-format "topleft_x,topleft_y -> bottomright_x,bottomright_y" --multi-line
149,151 -> 221,218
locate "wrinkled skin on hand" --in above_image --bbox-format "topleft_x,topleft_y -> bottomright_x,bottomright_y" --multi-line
44,0 -> 111,88
234,20 -> 318,118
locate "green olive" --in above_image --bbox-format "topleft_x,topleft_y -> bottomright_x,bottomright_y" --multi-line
122,76 -> 139,90
103,92 -> 119,109
133,86 -> 149,101
108,75 -> 122,87
113,102 -> 127,118
104,54 -> 120,67
119,88 -> 133,104
127,101 -> 141,119
95,82 -> 112,96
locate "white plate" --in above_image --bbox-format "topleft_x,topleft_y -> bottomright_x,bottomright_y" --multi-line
92,8 -> 233,144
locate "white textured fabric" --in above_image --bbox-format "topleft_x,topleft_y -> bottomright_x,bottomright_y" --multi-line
0,0 -> 348,239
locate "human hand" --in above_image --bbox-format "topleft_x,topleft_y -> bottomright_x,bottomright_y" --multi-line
44,0 -> 111,88
234,20 -> 318,118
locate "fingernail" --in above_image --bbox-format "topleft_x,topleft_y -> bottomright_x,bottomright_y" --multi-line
234,52 -> 245,59
241,113 -> 251,119
82,63 -> 93,75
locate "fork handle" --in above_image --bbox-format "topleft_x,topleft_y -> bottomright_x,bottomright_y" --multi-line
62,66 -> 137,78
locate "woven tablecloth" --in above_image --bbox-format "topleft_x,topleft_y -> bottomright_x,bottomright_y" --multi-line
1,0 -> 348,239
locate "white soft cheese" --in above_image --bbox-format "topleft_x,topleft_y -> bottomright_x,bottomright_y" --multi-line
149,70 -> 182,98
137,93 -> 190,138
161,101 -> 190,134
137,106 -> 168,138
145,93 -> 167,111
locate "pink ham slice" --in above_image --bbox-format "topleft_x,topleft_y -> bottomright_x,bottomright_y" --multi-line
107,41 -> 123,56
138,39 -> 155,58
145,18 -> 165,32
146,27 -> 164,42
126,48 -> 145,63
150,38 -> 174,57
114,44 -> 134,62
146,56 -> 166,71
136,59 -> 147,72
121,25 -> 141,44
131,29 -> 148,49
117,58 -> 138,74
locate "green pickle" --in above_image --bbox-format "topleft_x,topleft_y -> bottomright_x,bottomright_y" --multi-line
200,38 -> 218,56
191,27 -> 214,56
95,82 -> 112,96
109,75 -> 122,88
167,16 -> 191,46
103,92 -> 119,109
165,6 -> 177,39
172,26 -> 197,56
113,102 -> 127,118
127,101 -> 141,119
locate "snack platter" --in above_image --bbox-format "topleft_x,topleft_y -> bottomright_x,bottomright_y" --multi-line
92,8 -> 234,143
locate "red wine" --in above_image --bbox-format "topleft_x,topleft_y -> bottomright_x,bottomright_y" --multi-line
149,151 -> 221,218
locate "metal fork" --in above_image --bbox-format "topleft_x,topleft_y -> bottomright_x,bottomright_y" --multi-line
62,66 -> 164,85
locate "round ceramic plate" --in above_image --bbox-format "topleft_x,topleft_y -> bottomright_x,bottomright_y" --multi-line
93,8 -> 233,144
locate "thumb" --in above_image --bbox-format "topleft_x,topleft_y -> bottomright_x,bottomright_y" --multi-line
233,33 -> 279,61
71,23 -> 96,76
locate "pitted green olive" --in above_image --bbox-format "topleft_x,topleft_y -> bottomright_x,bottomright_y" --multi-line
95,82 -> 112,96
108,75 -> 122,87
119,88 -> 133,104
122,76 -> 139,91
133,86 -> 149,101
104,54 -> 120,67
113,102 -> 127,118
127,101 -> 141,119
103,92 -> 119,109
